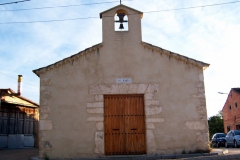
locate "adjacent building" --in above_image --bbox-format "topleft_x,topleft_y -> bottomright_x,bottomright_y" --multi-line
33,4 -> 210,159
0,87 -> 39,149
222,88 -> 240,133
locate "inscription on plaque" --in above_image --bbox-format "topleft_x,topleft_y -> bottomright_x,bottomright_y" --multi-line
116,78 -> 132,84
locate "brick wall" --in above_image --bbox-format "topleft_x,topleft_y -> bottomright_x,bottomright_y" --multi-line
222,89 -> 240,133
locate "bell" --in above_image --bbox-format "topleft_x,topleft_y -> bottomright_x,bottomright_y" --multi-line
119,23 -> 124,29
117,13 -> 125,23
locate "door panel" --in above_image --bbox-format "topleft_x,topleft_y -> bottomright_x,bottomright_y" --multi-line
104,95 -> 146,155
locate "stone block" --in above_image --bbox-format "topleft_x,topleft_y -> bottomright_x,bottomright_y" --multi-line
145,106 -> 162,116
193,93 -> 205,98
96,122 -> 104,131
40,86 -> 45,91
185,121 -> 205,130
199,88 -> 205,93
99,84 -> 119,94
128,84 -> 138,93
42,141 -> 52,149
146,130 -> 157,153
95,95 -> 103,101
146,118 -> 164,123
145,100 -> 159,106
40,114 -> 48,120
40,106 -> 51,114
137,84 -> 148,93
146,123 -> 155,129
195,82 -> 204,88
87,102 -> 103,108
87,117 -> 104,122
89,85 -> 102,95
40,91 -> 51,105
41,78 -> 52,86
145,93 -> 154,100
118,84 -> 128,93
196,106 -> 207,114
94,132 -> 104,154
199,74 -> 204,81
146,83 -> 159,93
87,108 -> 104,114
197,132 -> 209,142
39,120 -> 53,131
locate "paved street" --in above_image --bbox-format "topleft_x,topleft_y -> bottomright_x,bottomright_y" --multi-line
0,148 -> 38,160
212,147 -> 240,155
0,148 -> 240,160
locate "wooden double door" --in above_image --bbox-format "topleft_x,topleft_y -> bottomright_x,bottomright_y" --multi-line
104,94 -> 146,155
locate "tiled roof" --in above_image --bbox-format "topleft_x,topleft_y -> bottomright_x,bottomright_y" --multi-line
232,88 -> 240,94
0,88 -> 39,107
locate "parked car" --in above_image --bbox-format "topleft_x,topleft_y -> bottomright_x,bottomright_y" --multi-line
225,130 -> 240,148
211,133 -> 226,148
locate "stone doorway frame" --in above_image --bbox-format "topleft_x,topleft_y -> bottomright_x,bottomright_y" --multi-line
87,83 -> 164,155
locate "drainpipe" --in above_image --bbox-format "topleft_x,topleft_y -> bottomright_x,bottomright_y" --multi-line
17,75 -> 22,96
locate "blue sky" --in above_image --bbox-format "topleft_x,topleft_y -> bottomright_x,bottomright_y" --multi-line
0,0 -> 240,117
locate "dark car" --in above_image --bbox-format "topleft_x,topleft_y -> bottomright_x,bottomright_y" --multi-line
211,133 -> 226,148
225,130 -> 240,148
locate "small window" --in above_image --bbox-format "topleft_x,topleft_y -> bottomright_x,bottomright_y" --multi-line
229,105 -> 232,110
227,126 -> 231,132
235,102 -> 238,108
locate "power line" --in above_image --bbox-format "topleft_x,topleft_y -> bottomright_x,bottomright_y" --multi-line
0,72 -> 38,88
0,0 -> 239,24
0,17 -> 99,24
144,0 -> 240,13
0,0 -> 132,12
0,0 -> 31,6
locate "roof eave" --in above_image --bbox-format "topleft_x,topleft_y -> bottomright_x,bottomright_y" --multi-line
100,4 -> 143,19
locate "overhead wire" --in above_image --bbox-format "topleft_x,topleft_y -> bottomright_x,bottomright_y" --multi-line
0,0 -> 239,24
0,0 -> 132,12
0,0 -> 31,6
0,72 -> 38,88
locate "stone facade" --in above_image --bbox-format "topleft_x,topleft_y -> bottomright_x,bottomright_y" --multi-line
34,4 -> 209,159
222,88 -> 240,133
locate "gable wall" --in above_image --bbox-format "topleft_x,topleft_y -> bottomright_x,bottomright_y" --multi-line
38,41 -> 209,159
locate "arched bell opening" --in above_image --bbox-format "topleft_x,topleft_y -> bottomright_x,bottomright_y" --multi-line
114,9 -> 129,31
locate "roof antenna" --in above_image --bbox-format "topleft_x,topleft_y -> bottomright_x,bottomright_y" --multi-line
120,0 -> 121,4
